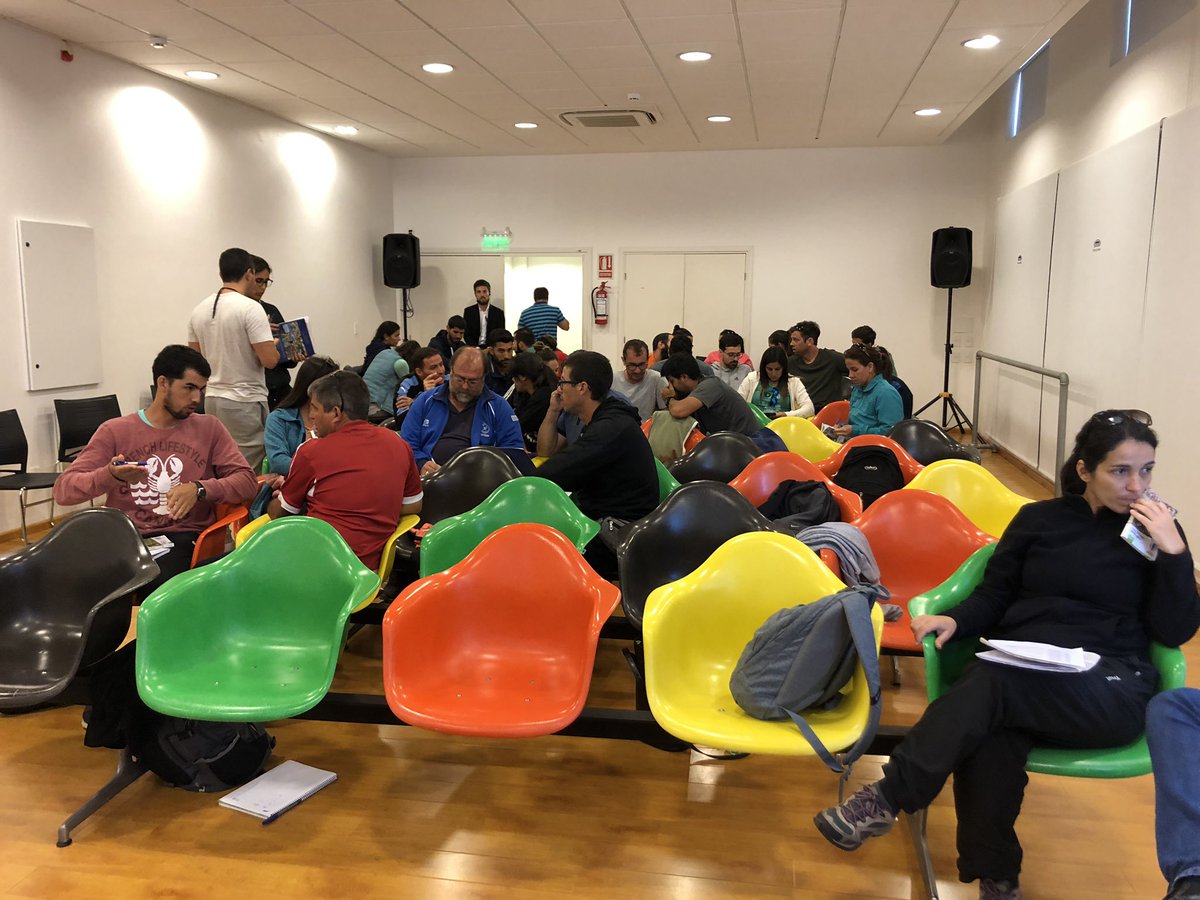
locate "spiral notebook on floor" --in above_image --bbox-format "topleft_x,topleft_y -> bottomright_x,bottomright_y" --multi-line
219,760 -> 336,822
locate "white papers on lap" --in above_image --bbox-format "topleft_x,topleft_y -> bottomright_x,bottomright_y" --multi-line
976,639 -> 1100,673
218,760 -> 336,820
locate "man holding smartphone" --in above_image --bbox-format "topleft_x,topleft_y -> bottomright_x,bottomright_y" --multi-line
53,345 -> 258,594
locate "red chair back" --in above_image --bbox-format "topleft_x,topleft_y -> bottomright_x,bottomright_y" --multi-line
190,503 -> 250,568
855,490 -> 993,652
811,400 -> 850,429
728,451 -> 863,522
817,434 -> 924,484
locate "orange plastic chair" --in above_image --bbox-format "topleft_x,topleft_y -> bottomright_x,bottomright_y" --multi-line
811,399 -> 850,429
816,434 -> 924,484
728,451 -> 863,522
382,523 -> 621,738
189,503 -> 250,568
854,490 -> 993,659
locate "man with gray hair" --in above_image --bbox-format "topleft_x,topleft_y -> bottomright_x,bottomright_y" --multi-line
268,370 -> 422,569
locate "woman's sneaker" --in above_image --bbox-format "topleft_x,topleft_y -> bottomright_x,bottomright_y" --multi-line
813,782 -> 896,850
979,878 -> 1020,899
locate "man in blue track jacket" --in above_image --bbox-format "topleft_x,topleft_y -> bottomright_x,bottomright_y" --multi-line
400,346 -> 524,475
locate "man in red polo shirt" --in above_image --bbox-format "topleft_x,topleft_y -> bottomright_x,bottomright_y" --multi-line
267,370 -> 422,569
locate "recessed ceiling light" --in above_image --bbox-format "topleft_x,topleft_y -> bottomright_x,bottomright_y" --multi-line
679,51 -> 712,62
184,70 -> 219,80
914,108 -> 942,117
514,122 -> 538,129
422,62 -> 454,74
707,115 -> 732,123
963,34 -> 1001,50
332,125 -> 359,136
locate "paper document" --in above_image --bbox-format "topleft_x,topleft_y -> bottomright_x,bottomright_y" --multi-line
977,639 -> 1099,673
218,760 -> 336,821
143,535 -> 174,560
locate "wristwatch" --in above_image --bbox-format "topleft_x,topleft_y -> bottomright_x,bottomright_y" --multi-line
193,480 -> 207,501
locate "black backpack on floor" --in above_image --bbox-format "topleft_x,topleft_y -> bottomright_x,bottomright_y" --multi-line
832,446 -> 904,508
134,717 -> 275,793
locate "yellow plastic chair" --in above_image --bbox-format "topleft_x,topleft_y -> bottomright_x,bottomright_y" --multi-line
643,532 -> 882,758
767,416 -> 841,462
902,459 -> 1034,538
236,513 -> 419,611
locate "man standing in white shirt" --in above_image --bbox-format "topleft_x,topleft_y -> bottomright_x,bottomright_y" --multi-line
187,247 -> 280,471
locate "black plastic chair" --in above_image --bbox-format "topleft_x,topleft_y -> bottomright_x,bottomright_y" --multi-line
668,431 -> 762,484
54,395 -> 121,465
0,409 -> 58,542
888,417 -> 982,466
0,508 -> 159,847
419,446 -> 523,526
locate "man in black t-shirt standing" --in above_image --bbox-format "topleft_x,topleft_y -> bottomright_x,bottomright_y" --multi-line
787,320 -> 849,413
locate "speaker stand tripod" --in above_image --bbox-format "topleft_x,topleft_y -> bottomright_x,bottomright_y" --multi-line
914,287 -> 977,436
401,287 -> 412,342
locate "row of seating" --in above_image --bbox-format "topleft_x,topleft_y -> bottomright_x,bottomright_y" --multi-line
0,396 -> 122,542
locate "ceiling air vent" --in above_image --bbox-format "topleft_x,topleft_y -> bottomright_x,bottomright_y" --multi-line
559,109 -> 658,128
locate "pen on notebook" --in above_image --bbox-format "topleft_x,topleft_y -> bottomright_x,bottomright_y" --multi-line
261,797 -> 305,826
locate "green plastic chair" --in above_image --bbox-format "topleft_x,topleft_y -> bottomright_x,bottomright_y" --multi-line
654,458 -> 681,503
904,543 -> 1187,898
418,477 -> 600,578
748,403 -> 772,427
136,516 -> 380,722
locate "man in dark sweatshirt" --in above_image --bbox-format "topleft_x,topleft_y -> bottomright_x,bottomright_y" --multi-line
537,350 -> 659,575
788,320 -> 849,413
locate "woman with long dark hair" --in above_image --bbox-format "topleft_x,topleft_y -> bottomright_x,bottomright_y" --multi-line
263,355 -> 339,474
815,410 -> 1200,900
362,321 -> 401,370
831,343 -> 903,439
737,346 -> 814,418
509,352 -> 555,452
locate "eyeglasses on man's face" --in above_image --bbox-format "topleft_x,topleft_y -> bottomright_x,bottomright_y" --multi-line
450,372 -> 482,387
255,277 -> 274,287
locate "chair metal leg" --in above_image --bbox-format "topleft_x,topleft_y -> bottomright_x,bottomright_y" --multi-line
891,654 -> 902,687
19,488 -> 29,544
906,809 -> 939,900
57,747 -> 147,847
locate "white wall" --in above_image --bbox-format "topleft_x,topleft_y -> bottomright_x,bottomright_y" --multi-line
970,0 -> 1200,528
0,19 -> 395,534
393,137 -> 995,415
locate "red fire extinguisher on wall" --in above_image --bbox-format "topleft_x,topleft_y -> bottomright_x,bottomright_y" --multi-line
591,281 -> 609,326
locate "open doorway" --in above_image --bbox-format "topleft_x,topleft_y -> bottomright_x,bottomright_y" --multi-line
504,256 -> 584,354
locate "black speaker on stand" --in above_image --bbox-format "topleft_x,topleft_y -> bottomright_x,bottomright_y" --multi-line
914,227 -> 978,436
383,232 -> 420,341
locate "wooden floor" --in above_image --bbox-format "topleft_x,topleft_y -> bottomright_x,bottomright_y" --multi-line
1,450 -> 1193,899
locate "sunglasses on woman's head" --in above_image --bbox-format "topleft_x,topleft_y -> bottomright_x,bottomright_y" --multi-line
1091,409 -> 1152,427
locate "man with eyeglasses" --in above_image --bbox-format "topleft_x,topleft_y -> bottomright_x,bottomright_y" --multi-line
613,338 -> 667,420
247,255 -> 294,410
537,350 -> 658,575
401,346 -> 524,477
267,370 -> 422,570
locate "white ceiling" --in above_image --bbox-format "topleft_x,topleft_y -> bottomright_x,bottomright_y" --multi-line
0,0 -> 1088,158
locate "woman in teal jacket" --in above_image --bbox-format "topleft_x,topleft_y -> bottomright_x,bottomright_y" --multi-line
263,356 -> 339,474
832,344 -> 904,439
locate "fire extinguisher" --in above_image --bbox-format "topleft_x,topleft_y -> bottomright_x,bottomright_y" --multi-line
591,281 -> 609,326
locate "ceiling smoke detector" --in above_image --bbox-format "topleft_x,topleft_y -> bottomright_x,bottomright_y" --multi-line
559,109 -> 658,128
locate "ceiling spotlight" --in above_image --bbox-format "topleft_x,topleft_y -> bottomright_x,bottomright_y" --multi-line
149,35 -> 168,50
679,51 -> 712,62
184,70 -> 219,80
914,108 -> 942,117
707,115 -> 732,123
422,62 -> 454,74
332,125 -> 359,136
963,34 -> 1001,50
514,122 -> 538,129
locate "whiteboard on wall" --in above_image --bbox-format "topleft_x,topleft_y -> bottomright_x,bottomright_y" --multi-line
18,220 -> 102,391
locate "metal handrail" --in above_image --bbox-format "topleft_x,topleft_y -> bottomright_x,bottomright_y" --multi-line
972,351 -> 1070,496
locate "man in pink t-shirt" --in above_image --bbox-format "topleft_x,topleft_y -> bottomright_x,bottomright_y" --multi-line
268,370 -> 422,570
54,345 -> 259,593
